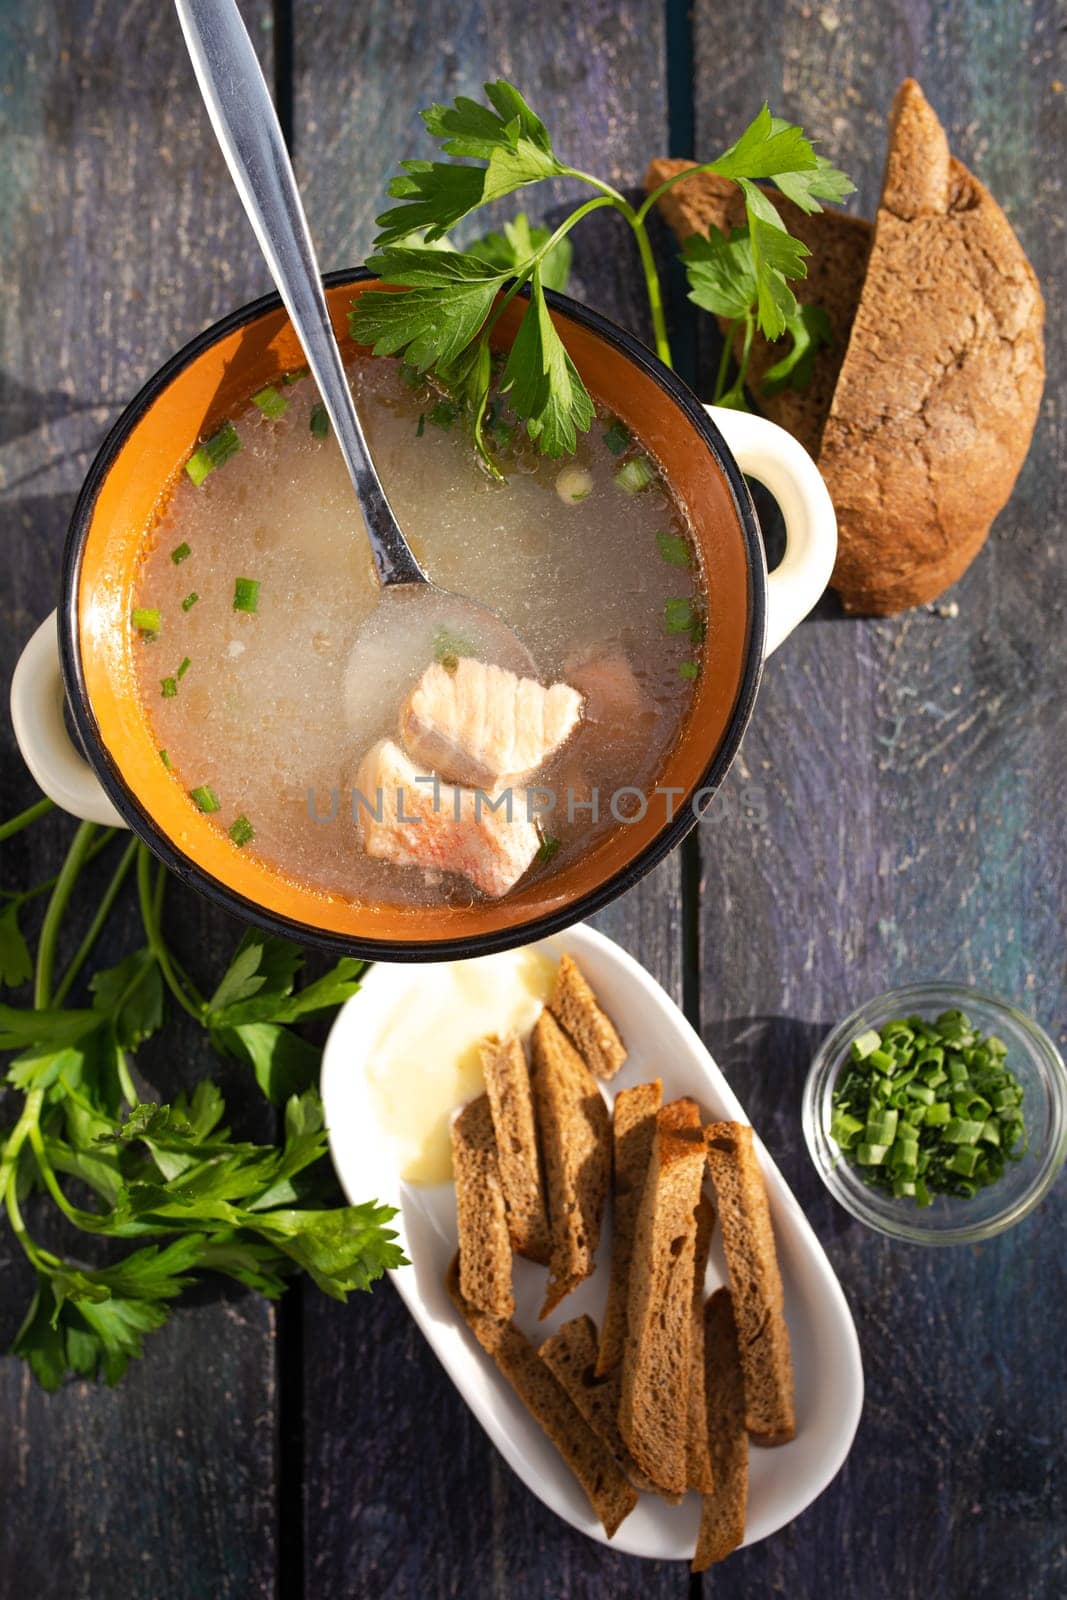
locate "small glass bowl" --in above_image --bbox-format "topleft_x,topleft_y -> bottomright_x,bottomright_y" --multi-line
802,982 -> 1067,1245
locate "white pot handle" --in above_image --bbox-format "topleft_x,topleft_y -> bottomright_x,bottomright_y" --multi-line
10,612 -> 127,827
706,405 -> 837,657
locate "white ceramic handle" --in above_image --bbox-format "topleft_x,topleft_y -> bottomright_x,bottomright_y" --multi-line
10,613 -> 127,828
707,406 -> 837,657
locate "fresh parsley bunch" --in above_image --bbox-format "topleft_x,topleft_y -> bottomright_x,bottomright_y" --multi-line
351,83 -> 854,468
0,804 -> 404,1391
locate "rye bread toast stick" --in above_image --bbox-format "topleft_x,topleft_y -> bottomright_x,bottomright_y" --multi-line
549,953 -> 627,1080
596,1079 -> 662,1376
704,1121 -> 795,1445
531,1010 -> 610,1317
618,1098 -> 707,1497
480,1032 -> 551,1264
692,1290 -> 749,1572
446,1257 -> 637,1538
451,1095 -> 514,1319
686,1196 -> 716,1494
538,1315 -> 672,1500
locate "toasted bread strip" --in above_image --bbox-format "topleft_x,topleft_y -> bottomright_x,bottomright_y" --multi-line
538,1315 -> 671,1500
597,1079 -> 662,1376
686,1196 -> 716,1494
531,1010 -> 610,1317
692,1290 -> 749,1572
705,1122 -> 795,1445
446,1257 -> 637,1537
618,1098 -> 707,1497
451,1095 -> 514,1319
480,1032 -> 551,1264
549,954 -> 627,1080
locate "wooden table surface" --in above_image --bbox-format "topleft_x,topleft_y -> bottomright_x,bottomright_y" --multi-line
1,1 -> 1064,1596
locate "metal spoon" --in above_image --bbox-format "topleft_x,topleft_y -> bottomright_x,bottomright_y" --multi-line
174,0 -> 535,735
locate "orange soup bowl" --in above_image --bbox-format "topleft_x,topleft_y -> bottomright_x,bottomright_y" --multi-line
11,273 -> 837,961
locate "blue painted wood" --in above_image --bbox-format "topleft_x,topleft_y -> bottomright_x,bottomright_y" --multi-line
0,3 -> 280,1595
691,3 -> 1067,1597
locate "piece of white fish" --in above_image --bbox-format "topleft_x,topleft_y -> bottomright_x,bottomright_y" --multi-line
400,657 -> 584,790
354,738 -> 542,899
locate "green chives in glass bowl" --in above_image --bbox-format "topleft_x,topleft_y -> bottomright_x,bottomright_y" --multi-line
802,983 -> 1067,1245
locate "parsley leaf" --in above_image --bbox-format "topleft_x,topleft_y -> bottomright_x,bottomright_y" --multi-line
470,212 -> 572,293
761,303 -> 833,395
351,248 -> 509,370
502,267 -> 594,456
682,226 -> 758,321
0,902 -> 32,989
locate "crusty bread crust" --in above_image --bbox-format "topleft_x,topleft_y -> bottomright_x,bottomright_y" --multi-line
692,1290 -> 749,1572
686,1196 -> 716,1494
618,1098 -> 707,1496
480,1032 -> 551,1265
705,1122 -> 795,1446
451,1095 -> 514,1319
531,1010 -> 610,1317
447,1257 -> 637,1537
820,78 -> 1045,614
597,1079 -> 662,1376
538,1315 -> 667,1498
549,954 -> 627,1081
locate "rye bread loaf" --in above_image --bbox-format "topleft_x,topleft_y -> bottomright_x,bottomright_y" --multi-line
705,1121 -> 795,1445
451,1094 -> 514,1319
648,79 -> 1045,616
686,1196 -> 716,1495
480,1032 -> 551,1264
692,1290 -> 749,1572
531,1009 -> 610,1317
618,1098 -> 707,1497
597,1078 -> 663,1376
549,954 -> 627,1081
446,1257 -> 637,1538
819,78 -> 1045,614
645,159 -> 872,457
538,1315 -> 666,1498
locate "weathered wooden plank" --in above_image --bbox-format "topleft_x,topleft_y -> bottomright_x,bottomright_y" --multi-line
691,3 -> 1067,1596
0,3 -> 279,1595
293,3 -> 688,1593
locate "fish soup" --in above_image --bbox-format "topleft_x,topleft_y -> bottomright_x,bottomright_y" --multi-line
130,357 -> 704,906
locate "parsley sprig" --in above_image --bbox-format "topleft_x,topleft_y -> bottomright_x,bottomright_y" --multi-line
0,805 -> 404,1391
352,83 -> 853,469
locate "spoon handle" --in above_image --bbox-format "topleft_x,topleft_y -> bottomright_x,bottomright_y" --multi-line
174,0 -> 425,588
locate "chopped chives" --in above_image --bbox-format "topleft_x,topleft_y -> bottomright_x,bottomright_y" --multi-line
281,365 -> 309,385
132,607 -> 160,639
159,749 -> 171,769
229,815 -> 255,847
309,401 -> 330,440
252,384 -> 289,421
185,420 -> 240,486
679,661 -> 699,681
614,454 -> 656,494
536,833 -> 562,866
233,577 -> 260,614
829,1009 -> 1027,1207
182,592 -> 199,612
170,542 -> 191,565
160,677 -> 178,698
415,412 -> 426,438
602,416 -> 630,456
664,596 -> 701,638
656,531 -> 691,567
190,785 -> 220,814
177,657 -> 191,680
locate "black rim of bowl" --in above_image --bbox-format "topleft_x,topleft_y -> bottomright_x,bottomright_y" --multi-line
59,269 -> 768,962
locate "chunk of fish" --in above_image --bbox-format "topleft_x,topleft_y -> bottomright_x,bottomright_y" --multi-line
400,657 -> 584,789
354,738 -> 541,899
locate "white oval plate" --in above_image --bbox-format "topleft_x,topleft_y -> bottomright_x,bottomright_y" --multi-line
322,923 -> 864,1560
